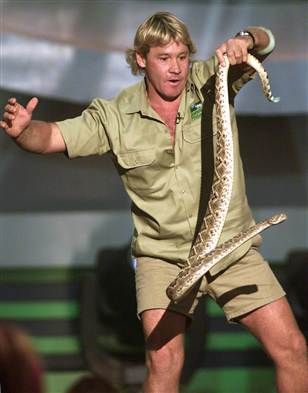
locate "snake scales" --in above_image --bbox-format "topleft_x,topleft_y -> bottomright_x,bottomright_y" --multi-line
166,53 -> 285,303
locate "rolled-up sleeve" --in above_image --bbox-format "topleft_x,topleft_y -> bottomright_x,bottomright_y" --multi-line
56,98 -> 116,158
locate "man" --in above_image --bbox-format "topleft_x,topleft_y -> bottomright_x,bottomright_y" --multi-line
1,12 -> 307,393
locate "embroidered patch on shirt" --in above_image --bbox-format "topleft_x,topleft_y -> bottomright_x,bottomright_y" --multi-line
190,102 -> 202,121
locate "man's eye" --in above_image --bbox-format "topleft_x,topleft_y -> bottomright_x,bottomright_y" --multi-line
159,57 -> 168,61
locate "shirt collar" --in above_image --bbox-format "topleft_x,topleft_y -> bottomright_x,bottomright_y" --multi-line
124,73 -> 200,115
124,79 -> 151,115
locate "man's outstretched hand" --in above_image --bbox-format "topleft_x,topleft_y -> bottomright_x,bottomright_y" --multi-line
0,97 -> 39,139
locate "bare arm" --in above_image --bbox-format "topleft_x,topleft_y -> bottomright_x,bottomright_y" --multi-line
0,97 -> 66,154
15,120 -> 66,154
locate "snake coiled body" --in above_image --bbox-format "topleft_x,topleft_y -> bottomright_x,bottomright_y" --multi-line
166,54 -> 284,303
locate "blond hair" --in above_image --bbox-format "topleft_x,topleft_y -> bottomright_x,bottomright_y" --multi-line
126,12 -> 196,75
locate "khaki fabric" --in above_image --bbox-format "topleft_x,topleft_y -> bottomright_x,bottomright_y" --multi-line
57,56 -> 257,273
135,240 -> 285,321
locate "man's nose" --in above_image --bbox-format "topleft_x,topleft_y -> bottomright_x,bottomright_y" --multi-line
169,59 -> 181,73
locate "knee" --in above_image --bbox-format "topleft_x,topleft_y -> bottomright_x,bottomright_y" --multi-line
271,330 -> 307,365
146,345 -> 184,376
285,331 -> 307,359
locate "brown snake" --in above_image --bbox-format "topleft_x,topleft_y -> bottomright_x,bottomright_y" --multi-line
166,54 -> 285,303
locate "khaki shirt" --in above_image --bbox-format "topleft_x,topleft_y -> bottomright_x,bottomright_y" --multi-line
57,56 -> 256,274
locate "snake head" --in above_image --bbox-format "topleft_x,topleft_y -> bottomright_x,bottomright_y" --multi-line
269,213 -> 287,225
269,95 -> 280,103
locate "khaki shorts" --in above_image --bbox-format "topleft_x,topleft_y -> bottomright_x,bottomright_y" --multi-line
135,246 -> 285,322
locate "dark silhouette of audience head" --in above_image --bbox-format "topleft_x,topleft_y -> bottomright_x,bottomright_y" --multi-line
0,323 -> 44,393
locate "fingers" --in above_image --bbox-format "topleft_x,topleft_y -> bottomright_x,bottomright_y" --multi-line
1,98 -> 18,127
1,97 -> 38,131
4,98 -> 17,112
3,111 -> 15,122
215,43 -> 227,66
0,120 -> 8,130
0,116 -> 12,130
216,37 -> 250,66
1,97 -> 24,131
227,46 -> 247,65
4,104 -> 17,116
6,97 -> 17,105
4,98 -> 18,115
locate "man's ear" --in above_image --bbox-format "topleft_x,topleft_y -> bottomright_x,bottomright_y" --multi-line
136,52 -> 146,69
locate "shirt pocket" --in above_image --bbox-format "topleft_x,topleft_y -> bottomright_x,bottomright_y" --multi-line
117,149 -> 157,192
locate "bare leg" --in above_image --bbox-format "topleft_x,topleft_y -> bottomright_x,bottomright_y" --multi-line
141,308 -> 187,393
239,296 -> 308,393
